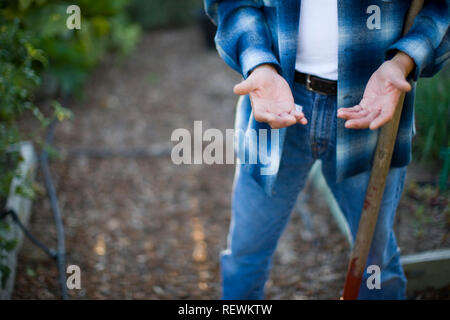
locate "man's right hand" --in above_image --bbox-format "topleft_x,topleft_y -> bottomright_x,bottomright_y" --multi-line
233,64 -> 307,129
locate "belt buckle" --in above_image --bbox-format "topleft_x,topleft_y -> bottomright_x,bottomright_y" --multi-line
306,74 -> 313,92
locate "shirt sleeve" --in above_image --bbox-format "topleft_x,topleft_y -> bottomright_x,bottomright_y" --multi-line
385,0 -> 450,81
205,0 -> 281,78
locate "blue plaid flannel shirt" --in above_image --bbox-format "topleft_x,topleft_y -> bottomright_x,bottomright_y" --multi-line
205,0 -> 450,194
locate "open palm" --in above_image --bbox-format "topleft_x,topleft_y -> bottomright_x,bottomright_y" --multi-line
337,60 -> 412,130
234,64 -> 307,129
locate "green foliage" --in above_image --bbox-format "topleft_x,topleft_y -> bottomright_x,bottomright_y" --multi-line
128,0 -> 202,29
0,220 -> 18,288
0,11 -> 35,288
0,13 -> 42,199
2,0 -> 141,95
414,65 -> 450,163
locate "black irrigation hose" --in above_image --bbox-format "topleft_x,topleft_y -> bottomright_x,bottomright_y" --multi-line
0,209 -> 56,259
40,118 -> 68,300
0,118 -> 67,299
3,112 -> 174,299
67,146 -> 172,158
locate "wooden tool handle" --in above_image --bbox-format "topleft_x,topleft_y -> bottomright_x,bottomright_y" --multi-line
342,0 -> 424,300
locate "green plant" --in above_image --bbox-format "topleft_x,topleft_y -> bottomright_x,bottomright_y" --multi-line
0,15 -> 44,198
3,0 -> 141,95
413,65 -> 450,163
0,13 -> 41,288
0,220 -> 18,288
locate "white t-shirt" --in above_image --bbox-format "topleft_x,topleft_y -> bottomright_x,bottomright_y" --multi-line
295,0 -> 338,80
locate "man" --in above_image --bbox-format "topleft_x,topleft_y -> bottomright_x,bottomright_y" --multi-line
204,0 -> 449,299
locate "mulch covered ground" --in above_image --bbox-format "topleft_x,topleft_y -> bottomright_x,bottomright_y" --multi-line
12,26 -> 449,300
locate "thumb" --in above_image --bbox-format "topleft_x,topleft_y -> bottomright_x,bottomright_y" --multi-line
233,77 -> 255,95
390,76 -> 412,92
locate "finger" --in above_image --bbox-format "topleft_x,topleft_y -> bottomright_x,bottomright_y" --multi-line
278,113 -> 297,126
389,76 -> 411,92
270,113 -> 296,129
339,105 -> 363,114
369,107 -> 395,130
289,109 -> 308,125
345,109 -> 380,129
254,111 -> 277,124
337,105 -> 369,120
294,111 -> 308,124
233,78 -> 255,95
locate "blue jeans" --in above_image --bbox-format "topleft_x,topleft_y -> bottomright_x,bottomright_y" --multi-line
221,82 -> 407,300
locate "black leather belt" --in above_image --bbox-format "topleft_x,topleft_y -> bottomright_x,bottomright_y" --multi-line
294,71 -> 337,96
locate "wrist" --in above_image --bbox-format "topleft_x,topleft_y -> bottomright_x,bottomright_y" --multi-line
251,63 -> 278,75
391,51 -> 415,77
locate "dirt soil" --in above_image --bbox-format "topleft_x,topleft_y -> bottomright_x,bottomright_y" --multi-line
12,26 -> 450,300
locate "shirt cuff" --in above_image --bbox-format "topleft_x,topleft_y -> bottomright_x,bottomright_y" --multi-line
239,46 -> 281,78
385,31 -> 434,81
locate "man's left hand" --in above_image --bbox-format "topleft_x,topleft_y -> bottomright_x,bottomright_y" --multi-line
337,51 -> 415,130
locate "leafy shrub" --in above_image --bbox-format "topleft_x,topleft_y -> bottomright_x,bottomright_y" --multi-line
0,11 -> 41,288
2,0 -> 141,95
0,15 -> 44,199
